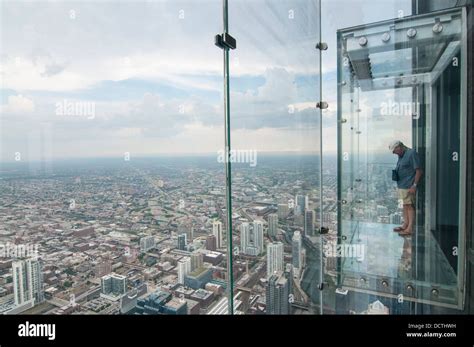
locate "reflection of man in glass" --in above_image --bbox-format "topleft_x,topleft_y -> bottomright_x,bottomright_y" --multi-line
389,140 -> 423,236
398,236 -> 413,278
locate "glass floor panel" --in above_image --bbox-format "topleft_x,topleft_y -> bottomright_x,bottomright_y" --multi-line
342,222 -> 457,285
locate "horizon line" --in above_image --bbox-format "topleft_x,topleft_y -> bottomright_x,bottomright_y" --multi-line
0,150 -> 400,164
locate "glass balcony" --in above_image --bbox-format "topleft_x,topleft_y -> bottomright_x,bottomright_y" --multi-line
334,7 -> 468,313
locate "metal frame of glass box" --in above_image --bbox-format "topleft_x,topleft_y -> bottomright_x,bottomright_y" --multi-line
336,7 -> 468,310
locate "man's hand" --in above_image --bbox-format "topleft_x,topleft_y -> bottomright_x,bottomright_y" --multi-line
408,186 -> 417,195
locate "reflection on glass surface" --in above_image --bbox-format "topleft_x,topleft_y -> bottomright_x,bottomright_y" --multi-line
228,0 -> 321,314
0,0 -> 227,315
333,6 -> 467,313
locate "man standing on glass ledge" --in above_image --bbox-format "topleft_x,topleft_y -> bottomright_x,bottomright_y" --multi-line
389,140 -> 423,236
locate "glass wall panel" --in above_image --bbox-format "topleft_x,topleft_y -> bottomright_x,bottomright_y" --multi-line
228,0 -> 322,314
0,0 -> 225,315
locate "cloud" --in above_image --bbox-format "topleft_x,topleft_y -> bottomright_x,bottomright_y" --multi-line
29,49 -> 68,77
0,55 -> 91,92
230,67 -> 318,130
1,94 -> 35,114
73,92 -> 222,140
41,62 -> 66,77
0,0 -> 411,160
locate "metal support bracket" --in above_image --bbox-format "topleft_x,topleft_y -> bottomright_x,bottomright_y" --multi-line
316,42 -> 328,50
215,33 -> 237,50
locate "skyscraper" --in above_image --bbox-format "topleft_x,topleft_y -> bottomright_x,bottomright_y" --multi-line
178,257 -> 191,285
206,234 -> 217,251
277,203 -> 289,219
212,221 -> 223,249
267,213 -> 278,237
177,233 -> 187,251
292,231 -> 302,270
240,223 -> 250,254
284,263 -> 294,302
267,242 -> 284,277
101,273 -> 127,296
266,271 -> 289,314
304,210 -> 315,236
294,194 -> 309,216
12,258 -> 44,306
190,252 -> 203,271
253,221 -> 264,252
240,221 -> 264,256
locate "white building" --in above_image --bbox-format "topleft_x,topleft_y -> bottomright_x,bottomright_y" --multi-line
178,257 -> 191,285
13,258 -> 44,307
267,242 -> 284,277
240,221 -> 264,256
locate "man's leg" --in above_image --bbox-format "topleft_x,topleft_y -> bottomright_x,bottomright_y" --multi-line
402,204 -> 408,229
406,204 -> 415,232
401,204 -> 415,235
394,191 -> 409,231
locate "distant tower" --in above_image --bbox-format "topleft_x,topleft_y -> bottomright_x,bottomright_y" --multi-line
267,213 -> 278,237
213,221 -> 223,249
206,234 -> 217,251
240,223 -> 250,254
12,258 -> 44,306
277,204 -> 289,219
292,231 -> 302,270
190,252 -> 203,271
304,210 -> 315,236
177,234 -> 187,250
253,221 -> 264,252
178,258 -> 191,285
101,273 -> 127,296
266,271 -> 289,314
267,242 -> 284,277
294,195 -> 309,216
240,221 -> 264,256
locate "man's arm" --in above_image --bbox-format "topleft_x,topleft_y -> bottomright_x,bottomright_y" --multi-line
408,168 -> 423,194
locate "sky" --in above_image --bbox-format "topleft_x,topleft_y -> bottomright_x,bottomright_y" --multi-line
0,0 -> 411,162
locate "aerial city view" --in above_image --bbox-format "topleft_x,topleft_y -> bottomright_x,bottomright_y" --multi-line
0,152 -> 406,315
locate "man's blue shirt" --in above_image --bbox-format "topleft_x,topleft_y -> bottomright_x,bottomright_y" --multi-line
396,148 -> 421,189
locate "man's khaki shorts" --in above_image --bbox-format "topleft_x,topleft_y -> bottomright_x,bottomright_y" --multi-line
398,188 -> 415,205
